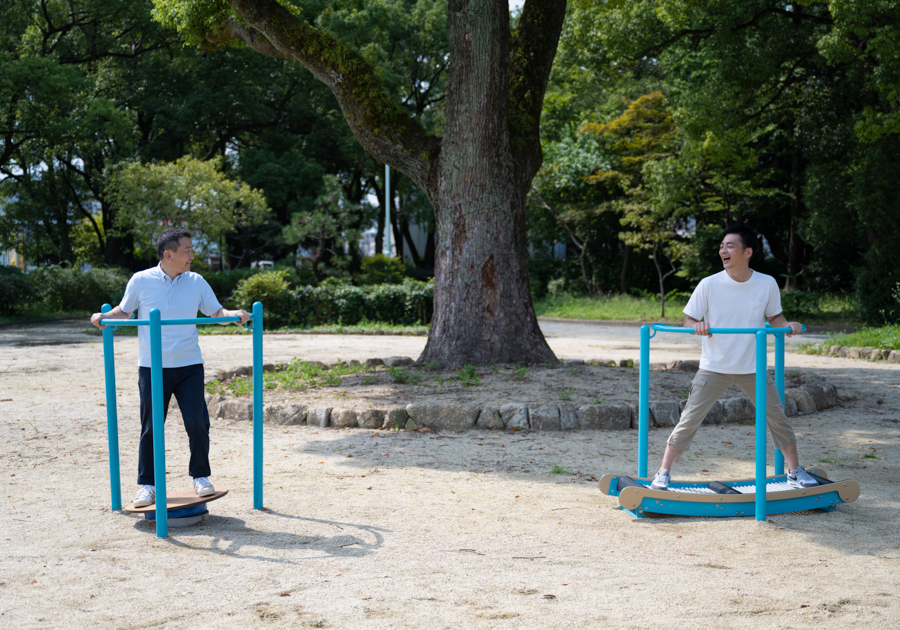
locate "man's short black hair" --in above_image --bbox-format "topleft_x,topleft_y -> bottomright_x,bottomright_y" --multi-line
157,228 -> 192,260
722,224 -> 760,259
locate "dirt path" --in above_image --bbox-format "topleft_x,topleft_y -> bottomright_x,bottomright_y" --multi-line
1,323 -> 899,629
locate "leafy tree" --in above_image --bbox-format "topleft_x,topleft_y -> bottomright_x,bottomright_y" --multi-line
282,174 -> 369,281
152,0 -> 568,366
108,156 -> 270,258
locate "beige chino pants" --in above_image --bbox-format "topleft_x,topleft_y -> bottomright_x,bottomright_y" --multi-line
667,369 -> 798,452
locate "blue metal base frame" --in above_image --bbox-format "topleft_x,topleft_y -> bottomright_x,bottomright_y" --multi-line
144,503 -> 208,521
600,473 -> 860,519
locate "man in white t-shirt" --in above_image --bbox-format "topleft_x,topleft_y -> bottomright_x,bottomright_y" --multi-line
650,225 -> 818,491
91,229 -> 250,507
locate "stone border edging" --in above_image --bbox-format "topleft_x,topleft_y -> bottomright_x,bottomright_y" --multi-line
203,358 -> 840,432
817,343 -> 900,363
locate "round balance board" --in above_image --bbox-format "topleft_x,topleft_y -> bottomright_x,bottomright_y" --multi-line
123,488 -> 228,526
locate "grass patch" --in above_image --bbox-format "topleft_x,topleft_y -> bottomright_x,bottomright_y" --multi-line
534,293 -> 687,322
800,324 -> 900,354
457,365 -> 480,387
206,358 -> 374,395
549,464 -> 575,475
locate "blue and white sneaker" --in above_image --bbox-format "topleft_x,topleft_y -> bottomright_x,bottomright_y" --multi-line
650,469 -> 670,491
193,477 -> 215,497
787,466 -> 818,489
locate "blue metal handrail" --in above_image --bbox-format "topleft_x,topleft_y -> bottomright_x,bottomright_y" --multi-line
101,303 -> 264,538
638,322 -> 805,521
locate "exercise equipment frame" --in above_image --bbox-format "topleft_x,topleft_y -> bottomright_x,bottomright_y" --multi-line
100,302 -> 264,537
599,323 -> 860,521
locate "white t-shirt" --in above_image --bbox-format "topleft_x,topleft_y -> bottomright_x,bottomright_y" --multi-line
682,270 -> 783,374
119,264 -> 223,368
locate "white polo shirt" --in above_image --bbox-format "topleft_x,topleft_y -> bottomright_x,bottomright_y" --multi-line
682,270 -> 783,374
119,264 -> 223,368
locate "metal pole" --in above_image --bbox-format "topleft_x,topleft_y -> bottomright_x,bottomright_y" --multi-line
774,333 -> 785,475
149,309 -> 168,537
384,164 -> 392,256
755,331 -> 767,522
101,304 -> 121,511
252,302 -> 264,509
639,325 -> 650,478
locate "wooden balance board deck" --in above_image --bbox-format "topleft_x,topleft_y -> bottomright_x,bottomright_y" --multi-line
599,471 -> 860,518
122,488 -> 228,514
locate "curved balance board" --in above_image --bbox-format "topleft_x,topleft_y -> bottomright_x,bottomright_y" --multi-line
599,473 -> 859,519
123,488 -> 228,514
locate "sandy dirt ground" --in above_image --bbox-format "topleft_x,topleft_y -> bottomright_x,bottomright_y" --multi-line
1,322 -> 899,629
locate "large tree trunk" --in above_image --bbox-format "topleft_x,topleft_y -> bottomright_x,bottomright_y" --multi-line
218,0 -> 565,366
419,0 -> 556,366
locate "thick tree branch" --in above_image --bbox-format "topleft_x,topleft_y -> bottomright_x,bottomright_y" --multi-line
212,0 -> 440,193
508,0 -> 567,182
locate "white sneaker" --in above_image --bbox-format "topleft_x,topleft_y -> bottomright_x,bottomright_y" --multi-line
787,465 -> 818,489
650,469 -> 670,490
133,485 -> 155,507
193,477 -> 215,497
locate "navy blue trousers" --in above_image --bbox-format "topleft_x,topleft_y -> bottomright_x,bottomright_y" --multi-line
137,364 -> 210,485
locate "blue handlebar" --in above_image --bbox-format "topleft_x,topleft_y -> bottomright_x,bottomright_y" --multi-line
650,323 -> 806,334
100,316 -> 241,326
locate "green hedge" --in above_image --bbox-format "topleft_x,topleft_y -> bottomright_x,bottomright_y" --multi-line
0,266 -> 36,316
294,277 -> 433,326
30,266 -> 130,312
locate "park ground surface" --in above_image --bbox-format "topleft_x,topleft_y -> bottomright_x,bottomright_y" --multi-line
1,321 -> 899,629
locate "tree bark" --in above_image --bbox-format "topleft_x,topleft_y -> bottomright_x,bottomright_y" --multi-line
218,0 -> 565,366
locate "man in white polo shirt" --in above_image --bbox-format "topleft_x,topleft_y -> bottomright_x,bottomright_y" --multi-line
650,225 -> 818,491
91,229 -> 250,507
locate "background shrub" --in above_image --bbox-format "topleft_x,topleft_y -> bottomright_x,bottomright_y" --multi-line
294,278 -> 433,326
229,270 -> 294,326
355,255 -> 406,285
31,265 -> 130,312
0,266 -> 36,316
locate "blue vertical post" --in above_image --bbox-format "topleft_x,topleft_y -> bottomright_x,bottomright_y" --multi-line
101,304 -> 122,511
253,302 -> 264,509
755,331 -> 767,522
774,333 -> 785,475
638,325 -> 650,478
149,309 -> 168,537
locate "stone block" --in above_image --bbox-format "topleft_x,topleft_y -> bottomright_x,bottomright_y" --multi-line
888,350 -> 900,364
383,356 -> 414,367
206,393 -> 224,419
263,402 -> 306,425
559,403 -> 580,431
784,396 -> 798,417
845,347 -> 862,359
217,398 -> 252,422
579,404 -> 631,430
823,384 -> 837,407
701,401 -> 724,425
365,358 -> 384,367
785,388 -> 816,415
499,403 -> 529,430
800,373 -> 826,386
331,408 -> 358,428
801,384 -> 827,410
308,407 -> 332,428
678,360 -> 700,373
648,401 -> 680,427
407,403 -> 479,432
829,346 -> 843,356
476,407 -> 504,430
529,404 -> 560,431
357,409 -> 384,429
721,397 -> 755,424
383,407 -> 409,430
881,349 -> 892,361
